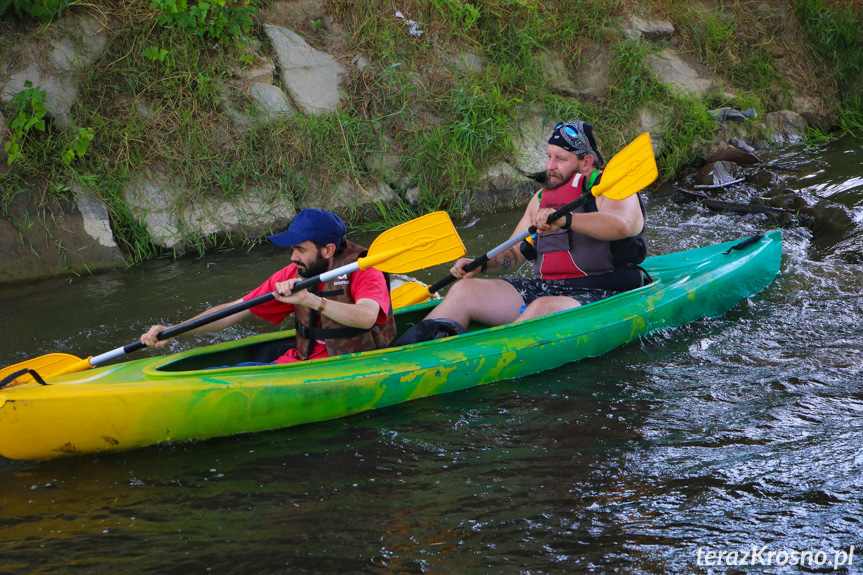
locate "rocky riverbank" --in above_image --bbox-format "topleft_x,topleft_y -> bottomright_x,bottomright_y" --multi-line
0,0 -> 855,284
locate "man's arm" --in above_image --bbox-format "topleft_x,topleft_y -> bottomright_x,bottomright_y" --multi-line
535,193 -> 644,241
140,299 -> 255,348
274,278 -> 382,330
452,191 -> 540,278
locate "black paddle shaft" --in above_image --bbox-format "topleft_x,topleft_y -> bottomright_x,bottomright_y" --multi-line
122,274 -> 325,354
425,193 -> 594,295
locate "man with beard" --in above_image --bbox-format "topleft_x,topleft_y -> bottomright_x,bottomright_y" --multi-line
420,120 -> 647,332
140,209 -> 395,364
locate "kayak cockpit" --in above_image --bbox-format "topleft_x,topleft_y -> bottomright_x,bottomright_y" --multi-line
153,335 -> 298,372
152,303 -> 437,372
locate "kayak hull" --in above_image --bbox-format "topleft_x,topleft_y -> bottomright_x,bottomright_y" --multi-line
0,231 -> 782,460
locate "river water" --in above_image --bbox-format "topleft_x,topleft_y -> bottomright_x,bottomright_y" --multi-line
1,137 -> 862,574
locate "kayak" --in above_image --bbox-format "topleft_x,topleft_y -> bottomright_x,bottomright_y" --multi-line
0,231 -> 782,460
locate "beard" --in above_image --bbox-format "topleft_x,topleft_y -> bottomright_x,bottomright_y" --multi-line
545,167 -> 577,189
296,252 -> 330,278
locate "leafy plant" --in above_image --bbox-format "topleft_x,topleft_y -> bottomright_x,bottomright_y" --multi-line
0,0 -> 73,22
150,0 -> 258,46
61,127 -> 94,165
142,45 -> 171,64
3,81 -> 95,167
3,81 -> 48,165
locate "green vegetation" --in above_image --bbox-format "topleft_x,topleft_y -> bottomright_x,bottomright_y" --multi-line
150,0 -> 258,58
0,0 -> 74,22
677,4 -> 788,107
3,81 -> 48,165
0,0 -> 860,264
792,0 -> 863,132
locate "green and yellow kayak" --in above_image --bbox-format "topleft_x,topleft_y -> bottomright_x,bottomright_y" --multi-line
0,231 -> 782,460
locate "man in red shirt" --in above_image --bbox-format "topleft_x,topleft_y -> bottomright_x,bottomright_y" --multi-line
140,209 -> 396,364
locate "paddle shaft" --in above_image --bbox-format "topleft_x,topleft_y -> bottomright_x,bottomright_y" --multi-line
90,262 -> 362,367
424,194 -> 594,296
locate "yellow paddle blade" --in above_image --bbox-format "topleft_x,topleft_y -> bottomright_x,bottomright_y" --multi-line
591,132 -> 658,200
360,211 -> 465,274
0,353 -> 91,387
391,281 -> 433,308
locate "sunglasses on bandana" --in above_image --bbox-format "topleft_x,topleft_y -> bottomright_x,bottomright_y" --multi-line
554,121 -> 595,158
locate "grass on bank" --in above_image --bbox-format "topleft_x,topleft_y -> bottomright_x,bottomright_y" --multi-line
1,0 -> 862,263
792,0 -> 863,132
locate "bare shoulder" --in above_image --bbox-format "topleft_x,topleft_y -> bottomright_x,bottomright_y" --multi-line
596,193 -> 644,236
596,193 -> 642,214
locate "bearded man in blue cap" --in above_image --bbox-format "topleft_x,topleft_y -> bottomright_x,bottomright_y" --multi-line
141,209 -> 396,363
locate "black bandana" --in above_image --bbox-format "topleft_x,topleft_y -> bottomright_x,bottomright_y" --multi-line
548,120 -> 603,167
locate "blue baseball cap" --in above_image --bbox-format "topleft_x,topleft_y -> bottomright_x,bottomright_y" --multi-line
268,209 -> 347,247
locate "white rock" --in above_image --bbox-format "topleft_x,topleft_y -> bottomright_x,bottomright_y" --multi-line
623,14 -> 675,40
250,82 -> 296,119
264,24 -> 345,115
47,14 -> 110,74
123,171 -> 184,251
73,186 -> 118,248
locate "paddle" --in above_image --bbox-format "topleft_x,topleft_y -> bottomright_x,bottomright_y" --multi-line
0,211 -> 466,386
391,132 -> 658,308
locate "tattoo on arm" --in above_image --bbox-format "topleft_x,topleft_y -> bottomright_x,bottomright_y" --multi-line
490,247 -> 520,272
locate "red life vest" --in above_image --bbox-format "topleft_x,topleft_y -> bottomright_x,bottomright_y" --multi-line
533,171 -> 616,280
293,241 -> 397,360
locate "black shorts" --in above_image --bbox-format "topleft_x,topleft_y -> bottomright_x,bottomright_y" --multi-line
505,278 -> 617,307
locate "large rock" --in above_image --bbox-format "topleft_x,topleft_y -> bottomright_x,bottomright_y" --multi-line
264,0 -> 326,25
0,188 -> 125,284
762,110 -> 807,144
571,45 -> 612,102
300,180 -> 395,215
646,50 -> 731,99
123,170 -> 296,252
264,24 -> 345,115
540,53 -> 578,96
249,82 -> 296,119
46,14 -> 110,74
185,187 -> 298,243
623,13 -> 676,40
703,141 -> 760,165
1,63 -> 78,130
363,135 -> 408,188
637,106 -> 671,156
511,111 -> 556,176
218,91 -> 256,135
73,184 -> 121,250
236,58 -> 276,85
122,171 -> 185,250
467,162 -> 540,214
697,161 -> 742,187
451,51 -> 486,73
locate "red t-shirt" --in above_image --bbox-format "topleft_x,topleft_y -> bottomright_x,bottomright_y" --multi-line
242,264 -> 391,363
